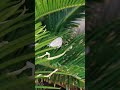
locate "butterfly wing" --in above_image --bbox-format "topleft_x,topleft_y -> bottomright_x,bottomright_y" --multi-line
49,37 -> 62,48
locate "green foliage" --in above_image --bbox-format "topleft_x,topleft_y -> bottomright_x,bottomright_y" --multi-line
35,0 -> 85,89
86,18 -> 120,89
0,0 -> 34,89
35,0 -> 85,20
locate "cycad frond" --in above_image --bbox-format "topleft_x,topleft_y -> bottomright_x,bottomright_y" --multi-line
0,0 -> 34,89
35,0 -> 85,89
35,0 -> 85,20
35,34 -> 85,89
43,6 -> 85,32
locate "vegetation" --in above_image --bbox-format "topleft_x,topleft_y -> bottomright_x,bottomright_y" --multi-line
35,0 -> 85,90
0,0 -> 85,89
1,0 -> 119,90
0,0 -> 34,89
86,1 -> 120,89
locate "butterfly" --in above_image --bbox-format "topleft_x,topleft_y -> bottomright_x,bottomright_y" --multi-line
49,37 -> 62,48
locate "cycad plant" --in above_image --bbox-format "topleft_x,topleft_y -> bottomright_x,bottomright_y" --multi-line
35,0 -> 85,90
86,1 -> 120,89
0,0 -> 34,89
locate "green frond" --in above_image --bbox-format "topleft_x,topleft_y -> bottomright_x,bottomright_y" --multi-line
0,1 -> 34,89
35,34 -> 85,88
35,0 -> 85,20
35,0 -> 85,89
43,6 -> 85,32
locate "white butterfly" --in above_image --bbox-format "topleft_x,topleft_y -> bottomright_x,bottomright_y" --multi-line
49,37 -> 62,48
